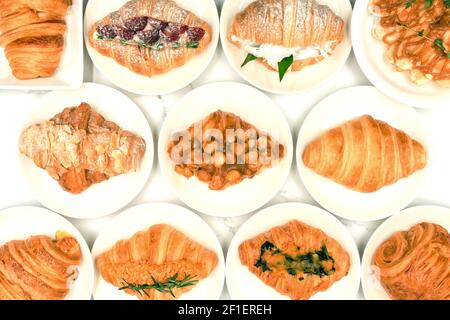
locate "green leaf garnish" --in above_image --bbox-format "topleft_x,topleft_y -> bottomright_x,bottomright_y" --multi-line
185,41 -> 199,49
445,0 -> 450,8
424,0 -> 433,7
406,0 -> 416,8
119,273 -> 199,298
241,53 -> 258,67
417,29 -> 425,37
96,34 -> 105,40
171,42 -> 180,49
277,55 -> 294,82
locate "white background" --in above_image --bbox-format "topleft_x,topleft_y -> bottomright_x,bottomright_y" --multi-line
1,0 -> 450,299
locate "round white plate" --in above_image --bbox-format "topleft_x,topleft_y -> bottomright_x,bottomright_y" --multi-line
84,0 -> 219,95
19,83 -> 154,219
297,86 -> 427,221
91,202 -> 225,300
0,206 -> 94,300
158,82 -> 293,217
220,0 -> 353,95
352,0 -> 450,109
361,205 -> 450,300
226,202 -> 361,300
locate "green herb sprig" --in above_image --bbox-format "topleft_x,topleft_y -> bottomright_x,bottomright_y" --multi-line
406,0 -> 417,8
406,0 -> 434,8
396,22 -> 450,58
444,0 -> 450,8
240,53 -> 294,82
425,0 -> 433,8
119,273 -> 199,298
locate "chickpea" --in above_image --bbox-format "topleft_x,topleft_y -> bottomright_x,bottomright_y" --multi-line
226,170 -> 242,183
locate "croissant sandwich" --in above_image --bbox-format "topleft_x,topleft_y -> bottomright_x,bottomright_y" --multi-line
0,231 -> 81,300
0,0 -> 71,80
239,220 -> 351,300
228,0 -> 345,81
88,0 -> 212,77
97,224 -> 218,300
302,115 -> 427,193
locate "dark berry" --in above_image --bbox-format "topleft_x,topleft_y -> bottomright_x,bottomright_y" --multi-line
162,23 -> 187,42
147,17 -> 168,30
187,27 -> 205,42
137,29 -> 160,44
96,24 -> 117,39
116,26 -> 135,41
123,16 -> 148,31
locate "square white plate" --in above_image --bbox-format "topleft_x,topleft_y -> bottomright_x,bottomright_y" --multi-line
0,0 -> 83,90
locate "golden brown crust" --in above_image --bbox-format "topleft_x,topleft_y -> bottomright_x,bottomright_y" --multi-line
239,220 -> 351,300
0,234 -> 81,300
302,115 -> 427,193
88,0 -> 212,77
97,224 -> 218,300
374,222 -> 450,300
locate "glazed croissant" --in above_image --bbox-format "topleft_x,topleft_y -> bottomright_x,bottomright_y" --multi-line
97,224 -> 218,300
0,232 -> 81,300
302,115 -> 427,193
228,0 -> 345,71
88,0 -> 212,77
374,223 -> 450,300
0,0 -> 71,79
239,220 -> 350,300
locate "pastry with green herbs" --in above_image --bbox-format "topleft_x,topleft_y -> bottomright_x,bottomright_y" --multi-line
88,0 -> 211,77
228,0 -> 345,82
97,224 -> 218,300
239,220 -> 350,300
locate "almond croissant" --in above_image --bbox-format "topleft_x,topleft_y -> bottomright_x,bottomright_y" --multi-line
302,115 -> 427,193
88,0 -> 212,77
0,0 -> 71,80
228,0 -> 345,71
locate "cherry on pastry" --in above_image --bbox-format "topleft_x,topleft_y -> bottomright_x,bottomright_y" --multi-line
162,23 -> 188,42
96,25 -> 117,39
116,26 -> 136,41
123,17 -> 148,31
187,27 -> 205,42
147,17 -> 168,31
137,29 -> 160,44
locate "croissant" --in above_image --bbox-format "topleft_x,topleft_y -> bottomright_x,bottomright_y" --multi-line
302,115 -> 427,193
97,224 -> 218,300
0,232 -> 81,300
228,0 -> 345,72
20,102 -> 147,194
88,0 -> 212,77
0,0 -> 71,80
374,222 -> 450,300
239,220 -> 351,300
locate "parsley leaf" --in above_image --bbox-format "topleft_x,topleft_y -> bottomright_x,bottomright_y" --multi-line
406,0 -> 416,8
424,0 -> 433,8
445,0 -> 450,8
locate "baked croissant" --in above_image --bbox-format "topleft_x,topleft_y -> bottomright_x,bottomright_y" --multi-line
374,222 -> 450,300
88,0 -> 212,77
239,220 -> 351,300
0,232 -> 81,300
20,102 -> 146,194
302,115 -> 427,193
0,0 -> 71,80
97,224 -> 218,300
228,0 -> 345,72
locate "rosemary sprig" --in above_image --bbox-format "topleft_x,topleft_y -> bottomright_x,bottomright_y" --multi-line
396,22 -> 450,58
119,273 -> 199,298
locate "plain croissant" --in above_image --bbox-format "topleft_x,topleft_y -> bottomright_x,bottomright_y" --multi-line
97,224 -> 218,300
0,232 -> 81,300
88,0 -> 212,77
0,0 -> 71,79
302,115 -> 427,193
228,0 -> 345,71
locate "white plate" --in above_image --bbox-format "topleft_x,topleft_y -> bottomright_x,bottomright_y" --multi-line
19,83 -> 154,219
158,82 -> 293,217
0,0 -> 83,90
0,206 -> 94,300
352,0 -> 450,109
361,205 -> 450,300
297,86 -> 427,222
226,202 -> 361,300
91,202 -> 225,300
84,0 -> 219,95
220,0 -> 353,95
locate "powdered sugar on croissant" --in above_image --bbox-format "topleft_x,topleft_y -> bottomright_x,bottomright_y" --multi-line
228,0 -> 345,71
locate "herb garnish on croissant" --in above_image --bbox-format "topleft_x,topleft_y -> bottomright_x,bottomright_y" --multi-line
88,0 -> 212,77
228,0 -> 345,81
302,115 -> 427,193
